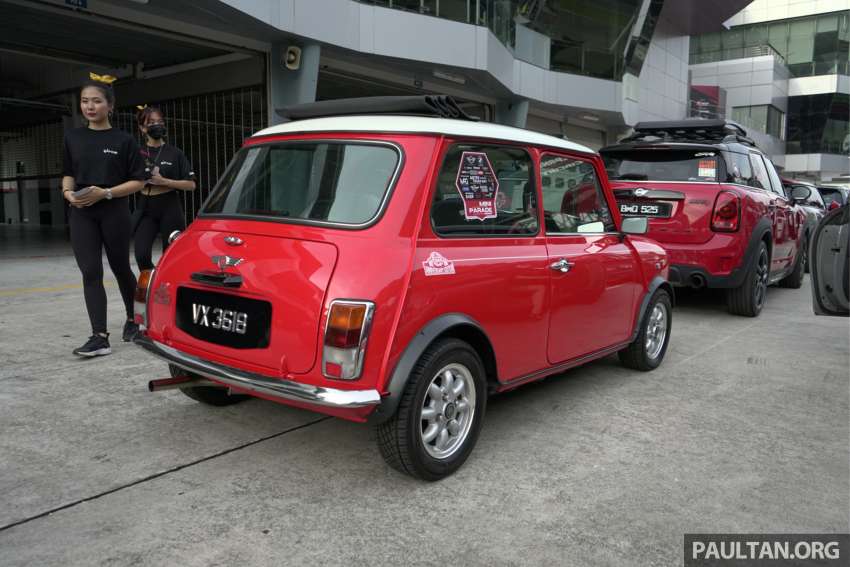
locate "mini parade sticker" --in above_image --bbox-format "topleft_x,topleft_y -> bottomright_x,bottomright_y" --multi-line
456,151 -> 500,221
422,252 -> 455,276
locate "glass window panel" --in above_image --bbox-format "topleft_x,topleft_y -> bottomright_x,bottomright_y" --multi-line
724,151 -> 754,185
769,22 -> 788,58
431,144 -> 538,237
745,24 -> 768,47
749,153 -> 771,191
817,14 -> 839,33
438,0 -> 469,22
701,32 -> 721,52
725,28 -> 745,49
787,20 -> 815,64
540,154 -> 614,234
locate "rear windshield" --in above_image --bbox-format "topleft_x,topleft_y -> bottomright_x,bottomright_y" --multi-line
203,141 -> 400,226
602,149 -> 721,182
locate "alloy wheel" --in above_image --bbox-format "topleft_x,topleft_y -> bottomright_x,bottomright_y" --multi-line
420,363 -> 477,460
645,303 -> 668,360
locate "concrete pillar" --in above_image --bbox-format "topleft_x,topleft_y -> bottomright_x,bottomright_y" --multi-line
269,42 -> 321,126
494,99 -> 529,128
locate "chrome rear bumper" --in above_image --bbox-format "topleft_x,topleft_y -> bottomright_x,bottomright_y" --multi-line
134,334 -> 381,409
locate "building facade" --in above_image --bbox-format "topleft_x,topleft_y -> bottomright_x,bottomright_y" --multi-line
0,0 -> 747,228
688,0 -> 850,183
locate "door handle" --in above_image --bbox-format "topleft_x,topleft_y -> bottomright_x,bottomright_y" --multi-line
549,259 -> 573,273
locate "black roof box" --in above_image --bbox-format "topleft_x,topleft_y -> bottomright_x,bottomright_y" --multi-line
276,95 -> 478,122
621,119 -> 756,148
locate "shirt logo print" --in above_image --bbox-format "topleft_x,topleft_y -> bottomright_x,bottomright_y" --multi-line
103,148 -> 118,155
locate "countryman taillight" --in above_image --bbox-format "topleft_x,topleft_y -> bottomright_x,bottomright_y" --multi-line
322,300 -> 375,380
711,191 -> 741,232
134,269 -> 154,327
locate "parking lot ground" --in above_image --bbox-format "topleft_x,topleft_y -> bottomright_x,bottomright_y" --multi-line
0,245 -> 848,567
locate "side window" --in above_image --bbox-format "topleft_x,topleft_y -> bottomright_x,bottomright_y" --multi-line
431,144 -> 538,236
749,153 -> 771,191
763,157 -> 786,198
540,154 -> 615,234
724,152 -> 754,186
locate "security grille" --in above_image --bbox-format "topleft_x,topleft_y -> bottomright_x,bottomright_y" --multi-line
0,121 -> 64,179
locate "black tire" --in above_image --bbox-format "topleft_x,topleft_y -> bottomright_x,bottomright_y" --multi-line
779,235 -> 806,287
727,241 -> 769,317
168,364 -> 249,407
618,289 -> 672,371
376,338 -> 487,481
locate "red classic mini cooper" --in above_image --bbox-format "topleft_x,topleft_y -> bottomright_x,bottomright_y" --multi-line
135,97 -> 672,480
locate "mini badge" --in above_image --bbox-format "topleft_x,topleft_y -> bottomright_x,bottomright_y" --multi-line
422,252 -> 455,276
456,151 -> 499,221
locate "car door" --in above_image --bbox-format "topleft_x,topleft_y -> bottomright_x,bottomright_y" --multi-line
416,141 -> 551,381
765,155 -> 802,272
750,152 -> 792,273
541,152 -> 642,364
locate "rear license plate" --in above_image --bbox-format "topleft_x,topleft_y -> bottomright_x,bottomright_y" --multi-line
619,202 -> 672,217
176,287 -> 271,349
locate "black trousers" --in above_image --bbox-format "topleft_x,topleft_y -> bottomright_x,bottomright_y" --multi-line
134,191 -> 185,270
69,198 -> 137,335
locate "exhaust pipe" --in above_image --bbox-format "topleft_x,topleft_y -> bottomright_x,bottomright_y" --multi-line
689,273 -> 707,289
148,375 -> 218,392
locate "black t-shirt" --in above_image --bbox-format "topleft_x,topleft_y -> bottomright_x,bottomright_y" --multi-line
141,143 -> 194,185
62,127 -> 145,189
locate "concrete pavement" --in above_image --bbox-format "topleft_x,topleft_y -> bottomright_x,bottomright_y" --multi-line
0,245 -> 847,566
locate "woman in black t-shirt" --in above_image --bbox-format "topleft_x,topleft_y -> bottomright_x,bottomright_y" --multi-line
62,74 -> 146,357
134,106 -> 196,271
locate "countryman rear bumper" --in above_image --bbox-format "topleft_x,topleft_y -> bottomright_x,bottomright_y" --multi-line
134,334 -> 381,409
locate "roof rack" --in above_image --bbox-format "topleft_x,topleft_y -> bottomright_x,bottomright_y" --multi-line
276,95 -> 479,122
620,119 -> 756,148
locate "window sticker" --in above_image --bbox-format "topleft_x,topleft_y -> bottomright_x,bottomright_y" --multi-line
697,158 -> 717,179
422,252 -> 455,276
456,151 -> 500,221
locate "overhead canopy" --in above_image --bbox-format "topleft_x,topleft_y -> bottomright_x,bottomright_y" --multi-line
0,1 -> 232,70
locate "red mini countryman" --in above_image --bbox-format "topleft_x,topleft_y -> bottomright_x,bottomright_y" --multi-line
135,97 -> 672,480
601,120 -> 809,317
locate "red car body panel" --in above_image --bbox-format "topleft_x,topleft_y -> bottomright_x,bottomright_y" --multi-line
608,178 -> 805,286
141,130 -> 668,423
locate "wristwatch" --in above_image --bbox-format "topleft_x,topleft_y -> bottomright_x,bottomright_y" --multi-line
105,188 -> 113,200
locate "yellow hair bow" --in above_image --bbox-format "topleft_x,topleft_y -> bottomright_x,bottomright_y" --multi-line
89,72 -> 118,85
136,104 -> 148,111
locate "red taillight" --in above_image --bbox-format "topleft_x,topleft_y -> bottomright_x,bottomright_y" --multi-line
134,269 -> 154,327
322,301 -> 375,380
711,191 -> 740,232
324,303 -> 367,349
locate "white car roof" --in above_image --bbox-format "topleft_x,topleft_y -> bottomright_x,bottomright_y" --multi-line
253,115 -> 595,155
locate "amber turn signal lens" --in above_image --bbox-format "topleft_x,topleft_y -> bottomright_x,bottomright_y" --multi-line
135,269 -> 153,303
325,303 -> 368,349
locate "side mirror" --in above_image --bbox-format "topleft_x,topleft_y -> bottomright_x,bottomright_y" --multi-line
621,216 -> 648,235
790,185 -> 811,203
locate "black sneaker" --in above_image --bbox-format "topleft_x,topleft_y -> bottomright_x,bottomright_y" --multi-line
122,320 -> 139,342
73,334 -> 111,357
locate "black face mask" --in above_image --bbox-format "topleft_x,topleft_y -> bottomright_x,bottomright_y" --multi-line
147,123 -> 166,140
